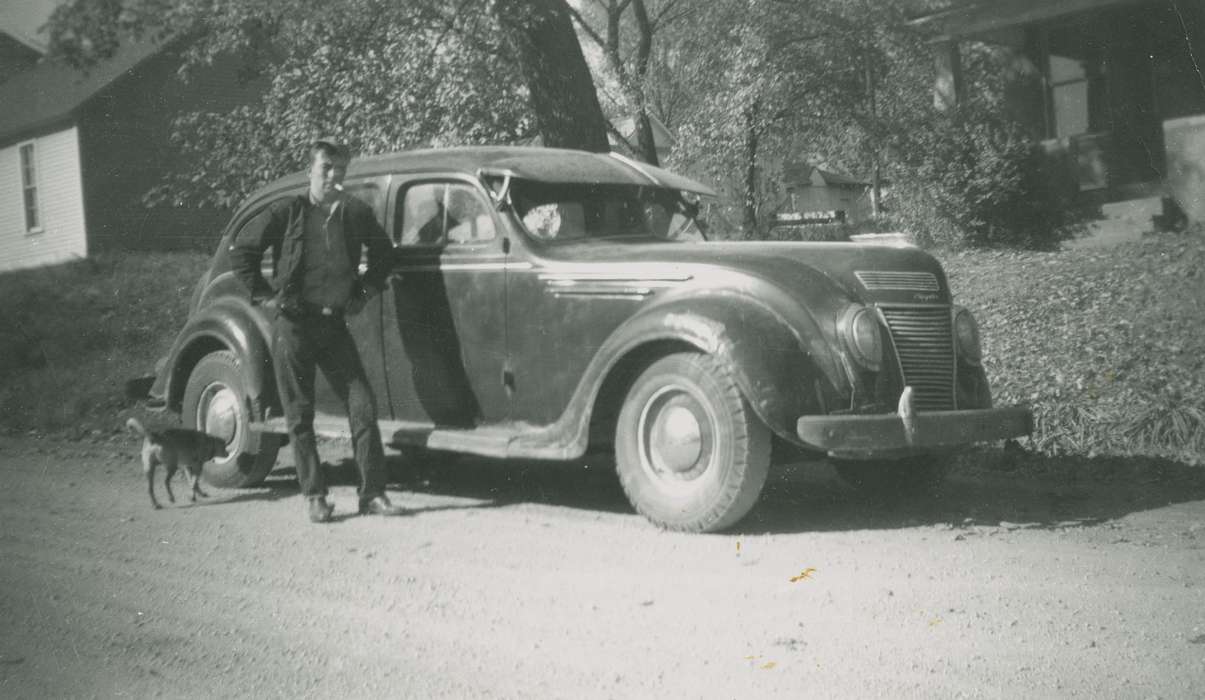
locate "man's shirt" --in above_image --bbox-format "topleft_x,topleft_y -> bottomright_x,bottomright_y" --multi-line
300,194 -> 356,310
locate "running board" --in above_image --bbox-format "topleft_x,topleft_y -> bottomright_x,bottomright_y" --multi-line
250,416 -> 578,461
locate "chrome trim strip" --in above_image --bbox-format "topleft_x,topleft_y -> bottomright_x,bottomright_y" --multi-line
538,272 -> 691,283
550,291 -> 651,300
392,262 -> 534,272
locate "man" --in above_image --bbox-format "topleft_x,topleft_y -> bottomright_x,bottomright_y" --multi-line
230,139 -> 402,523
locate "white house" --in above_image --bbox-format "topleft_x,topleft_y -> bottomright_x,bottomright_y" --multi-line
0,30 -> 264,273
0,126 -> 87,272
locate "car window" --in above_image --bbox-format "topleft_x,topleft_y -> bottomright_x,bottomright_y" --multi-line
510,181 -> 705,243
396,182 -> 495,247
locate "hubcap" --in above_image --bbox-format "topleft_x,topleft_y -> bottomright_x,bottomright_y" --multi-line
638,385 -> 713,484
198,382 -> 240,464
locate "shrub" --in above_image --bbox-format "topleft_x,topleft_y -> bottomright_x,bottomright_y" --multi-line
889,105 -> 1083,250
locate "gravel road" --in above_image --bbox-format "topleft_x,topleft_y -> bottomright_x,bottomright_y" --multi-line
1,434 -> 1203,698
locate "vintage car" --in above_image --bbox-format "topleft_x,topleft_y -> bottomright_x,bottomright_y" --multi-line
148,146 -> 1032,532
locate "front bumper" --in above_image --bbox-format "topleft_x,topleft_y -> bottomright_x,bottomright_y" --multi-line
796,405 -> 1032,455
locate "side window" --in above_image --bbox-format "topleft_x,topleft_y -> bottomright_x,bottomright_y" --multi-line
396,182 -> 496,247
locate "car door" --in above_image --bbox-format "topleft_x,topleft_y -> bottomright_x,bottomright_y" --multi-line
380,176 -> 509,427
312,177 -> 391,419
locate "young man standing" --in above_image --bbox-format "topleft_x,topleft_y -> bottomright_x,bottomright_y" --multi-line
230,139 -> 402,523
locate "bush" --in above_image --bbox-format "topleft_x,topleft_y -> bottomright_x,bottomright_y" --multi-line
889,105 -> 1083,250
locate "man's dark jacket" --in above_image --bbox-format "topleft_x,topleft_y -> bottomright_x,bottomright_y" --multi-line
228,194 -> 392,310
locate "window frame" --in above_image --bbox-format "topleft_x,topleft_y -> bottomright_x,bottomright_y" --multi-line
18,141 -> 42,234
389,176 -> 499,250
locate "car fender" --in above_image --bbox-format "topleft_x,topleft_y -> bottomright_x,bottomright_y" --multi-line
585,287 -> 848,443
157,292 -> 275,418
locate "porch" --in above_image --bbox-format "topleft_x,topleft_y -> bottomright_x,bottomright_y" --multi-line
923,0 -> 1205,224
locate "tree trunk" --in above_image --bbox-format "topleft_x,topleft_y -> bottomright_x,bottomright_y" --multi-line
634,109 -> 659,166
864,54 -> 882,216
493,0 -> 610,152
630,0 -> 659,165
742,101 -> 761,239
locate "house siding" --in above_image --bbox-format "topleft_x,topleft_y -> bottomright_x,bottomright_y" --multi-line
78,47 -> 262,252
0,127 -> 87,272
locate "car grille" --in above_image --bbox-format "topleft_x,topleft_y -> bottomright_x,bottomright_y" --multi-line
879,306 -> 955,411
855,270 -> 939,292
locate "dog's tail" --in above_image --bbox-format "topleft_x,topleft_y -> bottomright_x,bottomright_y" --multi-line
126,417 -> 150,439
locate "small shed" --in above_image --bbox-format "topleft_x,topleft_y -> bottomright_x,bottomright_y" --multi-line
773,162 -> 873,226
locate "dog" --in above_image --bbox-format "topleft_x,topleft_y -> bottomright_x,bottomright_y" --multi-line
126,418 -> 228,509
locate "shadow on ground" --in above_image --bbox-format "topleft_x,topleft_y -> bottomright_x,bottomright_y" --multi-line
740,451 -> 1205,536
261,446 -> 1205,536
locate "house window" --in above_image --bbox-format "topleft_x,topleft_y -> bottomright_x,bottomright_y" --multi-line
1045,22 -> 1106,139
19,143 -> 40,232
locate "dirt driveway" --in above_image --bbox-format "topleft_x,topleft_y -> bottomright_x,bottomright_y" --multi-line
1,434 -> 1203,698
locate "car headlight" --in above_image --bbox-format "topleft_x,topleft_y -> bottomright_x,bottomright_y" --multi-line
953,306 -> 982,365
839,305 -> 882,372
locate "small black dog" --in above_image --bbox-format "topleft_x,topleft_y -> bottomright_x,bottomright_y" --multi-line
126,418 -> 228,509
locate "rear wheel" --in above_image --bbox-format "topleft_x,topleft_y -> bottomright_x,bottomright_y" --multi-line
182,350 -> 281,488
832,455 -> 949,497
614,353 -> 771,532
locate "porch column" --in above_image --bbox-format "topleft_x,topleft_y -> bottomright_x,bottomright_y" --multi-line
933,40 -> 964,110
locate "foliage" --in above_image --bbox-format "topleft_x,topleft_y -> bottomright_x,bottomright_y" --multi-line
570,0 -> 696,164
148,12 -> 532,208
45,0 -> 602,209
661,0 -> 935,239
886,101 -> 1081,250
942,230 -> 1205,464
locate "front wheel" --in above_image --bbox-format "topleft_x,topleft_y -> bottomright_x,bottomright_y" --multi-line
182,350 -> 281,488
614,353 -> 771,532
832,455 -> 950,497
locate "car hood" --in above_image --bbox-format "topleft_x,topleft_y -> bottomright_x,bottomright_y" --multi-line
539,240 -> 952,305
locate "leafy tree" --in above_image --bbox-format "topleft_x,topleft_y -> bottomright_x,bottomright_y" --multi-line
661,0 -> 935,238
568,0 -> 695,165
45,0 -> 608,207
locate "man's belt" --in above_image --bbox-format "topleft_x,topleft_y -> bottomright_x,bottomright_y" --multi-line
295,301 -> 344,318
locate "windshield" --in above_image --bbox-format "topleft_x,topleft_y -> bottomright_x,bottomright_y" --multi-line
509,180 -> 706,243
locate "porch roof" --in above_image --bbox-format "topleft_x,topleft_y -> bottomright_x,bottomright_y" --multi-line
916,0 -> 1151,39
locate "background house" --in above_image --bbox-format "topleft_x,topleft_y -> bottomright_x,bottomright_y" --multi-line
772,161 -> 873,224
0,33 -> 262,272
920,0 -> 1205,225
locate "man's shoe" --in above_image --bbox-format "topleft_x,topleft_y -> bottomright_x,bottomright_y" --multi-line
358,494 -> 406,516
307,496 -> 334,523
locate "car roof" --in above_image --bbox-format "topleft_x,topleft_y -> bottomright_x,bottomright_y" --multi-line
246,146 -> 716,208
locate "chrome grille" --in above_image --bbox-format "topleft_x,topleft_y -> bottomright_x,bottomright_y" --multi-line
855,271 -> 939,292
879,306 -> 955,411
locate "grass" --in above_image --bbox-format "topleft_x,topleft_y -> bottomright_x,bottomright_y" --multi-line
0,252 -> 210,434
1,231 -> 1202,466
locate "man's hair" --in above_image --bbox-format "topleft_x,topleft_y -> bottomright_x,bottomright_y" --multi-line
308,138 -> 350,164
